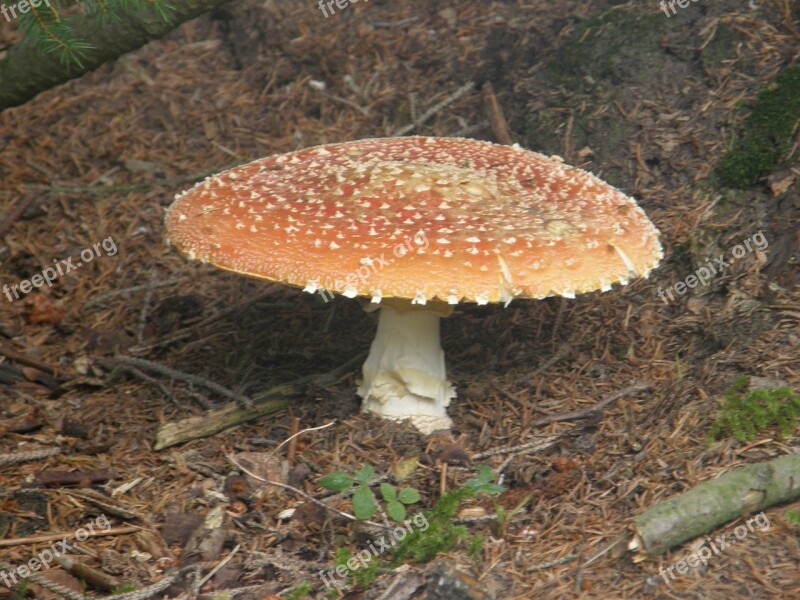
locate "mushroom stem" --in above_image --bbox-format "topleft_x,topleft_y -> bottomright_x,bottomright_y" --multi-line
357,303 -> 455,434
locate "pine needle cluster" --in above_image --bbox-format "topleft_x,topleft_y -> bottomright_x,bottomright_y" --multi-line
17,0 -> 174,68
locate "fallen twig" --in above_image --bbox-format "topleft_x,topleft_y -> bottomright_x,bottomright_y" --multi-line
629,453 -> 800,557
84,277 -> 190,308
107,355 -> 253,406
0,341 -> 62,377
0,560 -> 88,600
532,382 -> 652,427
195,543 -> 240,592
153,355 -> 363,450
0,446 -> 60,467
276,420 -> 335,455
0,525 -> 140,548
472,436 -> 559,460
36,469 -> 119,486
98,567 -> 184,600
393,81 -> 475,136
154,392 -> 290,450
526,553 -> 578,572
55,555 -> 120,591
481,81 -> 513,145
137,274 -> 158,344
64,489 -> 141,520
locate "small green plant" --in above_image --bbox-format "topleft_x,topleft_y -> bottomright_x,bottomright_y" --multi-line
323,465 -> 505,590
112,584 -> 138,595
707,376 -> 800,443
284,582 -> 311,600
319,464 -> 421,521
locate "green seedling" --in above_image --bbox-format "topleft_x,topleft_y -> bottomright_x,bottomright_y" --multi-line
284,582 -> 311,599
319,463 -> 421,521
320,464 -> 506,591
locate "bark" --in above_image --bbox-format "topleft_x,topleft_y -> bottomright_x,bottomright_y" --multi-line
629,453 -> 800,556
0,0 -> 232,111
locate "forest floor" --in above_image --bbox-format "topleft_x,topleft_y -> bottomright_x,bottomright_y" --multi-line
1,0 -> 799,598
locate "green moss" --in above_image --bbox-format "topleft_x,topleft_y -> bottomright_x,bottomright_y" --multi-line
112,584 -> 139,595
716,65 -> 800,188
388,488 -> 475,564
707,376 -> 800,443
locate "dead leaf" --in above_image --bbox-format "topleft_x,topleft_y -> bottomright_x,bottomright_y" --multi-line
394,455 -> 420,480
233,452 -> 289,498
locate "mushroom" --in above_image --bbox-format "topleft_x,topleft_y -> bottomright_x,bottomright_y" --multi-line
164,136 -> 662,434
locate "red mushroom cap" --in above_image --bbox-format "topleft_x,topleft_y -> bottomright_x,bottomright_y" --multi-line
164,136 -> 662,304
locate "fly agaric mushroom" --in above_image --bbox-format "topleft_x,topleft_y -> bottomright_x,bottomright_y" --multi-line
164,136 -> 662,434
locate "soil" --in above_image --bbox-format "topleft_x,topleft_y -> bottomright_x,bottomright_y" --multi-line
1,1 -> 799,599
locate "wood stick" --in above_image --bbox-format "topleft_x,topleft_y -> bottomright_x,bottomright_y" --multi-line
0,341 -> 61,376
107,355 -> 253,406
153,356 -> 363,450
154,393 -> 291,451
55,555 -> 120,591
287,416 -> 300,463
0,447 -> 60,467
532,382 -> 652,426
36,469 -> 119,486
629,453 -> 800,556
393,81 -> 474,136
0,526 -> 140,548
482,81 -> 513,145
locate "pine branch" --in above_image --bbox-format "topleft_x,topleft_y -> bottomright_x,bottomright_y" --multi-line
0,0 -> 232,111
